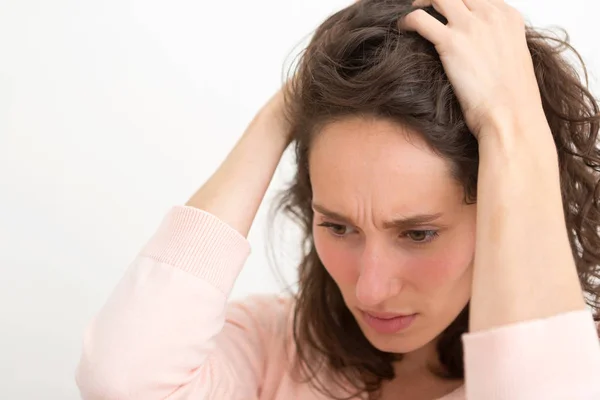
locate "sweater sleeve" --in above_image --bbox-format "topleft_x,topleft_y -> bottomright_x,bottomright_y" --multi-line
463,310 -> 600,399
75,206 -> 285,400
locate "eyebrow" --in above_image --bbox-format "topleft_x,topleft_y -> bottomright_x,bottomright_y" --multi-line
312,203 -> 444,230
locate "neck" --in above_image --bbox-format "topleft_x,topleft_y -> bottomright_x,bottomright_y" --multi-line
393,340 -> 441,376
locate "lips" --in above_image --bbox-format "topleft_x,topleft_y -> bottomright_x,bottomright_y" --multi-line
360,310 -> 417,334
363,310 -> 413,319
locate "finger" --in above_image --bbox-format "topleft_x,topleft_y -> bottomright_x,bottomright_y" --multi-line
412,0 -> 471,23
462,0 -> 494,11
399,9 -> 448,46
462,0 -> 503,10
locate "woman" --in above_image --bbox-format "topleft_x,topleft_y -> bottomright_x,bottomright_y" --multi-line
76,0 -> 600,399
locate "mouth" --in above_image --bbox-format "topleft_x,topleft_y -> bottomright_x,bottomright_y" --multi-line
360,310 -> 418,334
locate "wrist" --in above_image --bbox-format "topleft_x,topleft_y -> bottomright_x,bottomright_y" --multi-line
477,111 -> 557,162
478,103 -> 547,134
259,89 -> 293,144
247,105 -> 292,154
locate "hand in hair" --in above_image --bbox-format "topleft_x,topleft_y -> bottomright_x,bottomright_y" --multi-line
400,0 -> 546,139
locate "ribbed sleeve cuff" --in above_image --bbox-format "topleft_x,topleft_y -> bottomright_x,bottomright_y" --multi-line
463,309 -> 600,399
140,206 -> 251,296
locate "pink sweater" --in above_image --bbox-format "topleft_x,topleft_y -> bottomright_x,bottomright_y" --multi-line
76,206 -> 600,400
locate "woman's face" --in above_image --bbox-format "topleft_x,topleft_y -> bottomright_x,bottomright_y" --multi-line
310,116 -> 476,357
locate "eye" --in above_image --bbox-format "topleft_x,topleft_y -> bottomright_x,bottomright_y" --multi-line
404,230 -> 439,244
317,222 -> 355,237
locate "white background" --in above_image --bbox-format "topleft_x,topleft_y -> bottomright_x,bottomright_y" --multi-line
0,0 -> 598,398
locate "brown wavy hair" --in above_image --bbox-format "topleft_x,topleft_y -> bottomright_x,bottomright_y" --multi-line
272,1 -> 600,398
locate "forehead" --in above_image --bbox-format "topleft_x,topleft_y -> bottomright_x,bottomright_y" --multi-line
308,117 -> 462,211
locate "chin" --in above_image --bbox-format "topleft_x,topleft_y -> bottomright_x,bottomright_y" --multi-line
368,332 -> 432,354
358,320 -> 440,354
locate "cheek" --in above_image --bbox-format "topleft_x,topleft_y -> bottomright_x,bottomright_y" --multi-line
409,238 -> 475,291
409,254 -> 468,289
313,228 -> 360,286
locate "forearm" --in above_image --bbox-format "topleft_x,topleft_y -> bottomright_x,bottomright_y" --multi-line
469,117 -> 586,332
186,99 -> 289,237
77,208 -> 253,399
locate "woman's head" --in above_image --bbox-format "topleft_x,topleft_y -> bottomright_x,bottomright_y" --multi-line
309,116 -> 475,357
275,0 -> 600,397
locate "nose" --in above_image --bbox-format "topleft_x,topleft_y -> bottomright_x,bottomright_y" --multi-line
355,240 -> 404,308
